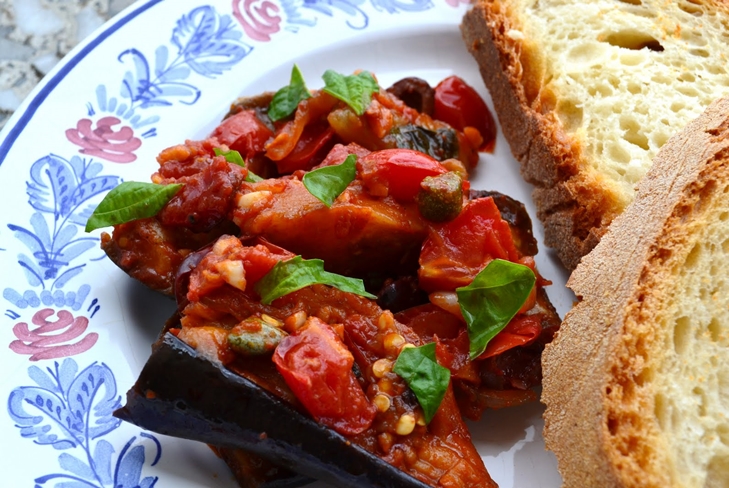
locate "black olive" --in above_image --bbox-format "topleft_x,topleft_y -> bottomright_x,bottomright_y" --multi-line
386,77 -> 435,115
385,124 -> 459,162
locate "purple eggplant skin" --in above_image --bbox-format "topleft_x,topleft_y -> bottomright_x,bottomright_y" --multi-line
114,333 -> 432,488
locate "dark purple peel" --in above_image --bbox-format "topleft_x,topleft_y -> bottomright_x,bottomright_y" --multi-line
115,332 -> 432,488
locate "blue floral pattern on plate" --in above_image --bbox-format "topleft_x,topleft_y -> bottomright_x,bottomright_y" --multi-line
7,358 -> 161,488
0,1 -> 487,487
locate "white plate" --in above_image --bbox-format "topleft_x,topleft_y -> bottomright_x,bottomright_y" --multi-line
0,1 -> 572,486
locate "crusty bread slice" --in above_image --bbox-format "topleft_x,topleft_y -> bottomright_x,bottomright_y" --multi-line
542,97 -> 729,487
461,0 -> 729,270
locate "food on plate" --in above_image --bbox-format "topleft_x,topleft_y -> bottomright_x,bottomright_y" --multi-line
460,0 -> 729,270
542,98 -> 729,487
91,67 -> 561,487
96,68 -> 493,295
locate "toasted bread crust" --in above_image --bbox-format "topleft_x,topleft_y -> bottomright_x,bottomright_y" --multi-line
461,1 -> 623,271
542,98 -> 729,487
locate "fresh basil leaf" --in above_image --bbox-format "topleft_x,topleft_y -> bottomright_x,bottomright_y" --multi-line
245,171 -> 264,183
322,70 -> 379,116
85,181 -> 182,232
456,259 -> 536,360
214,147 -> 264,182
255,255 -> 377,304
302,154 -> 357,207
268,64 -> 311,121
214,147 -> 245,167
393,343 -> 450,424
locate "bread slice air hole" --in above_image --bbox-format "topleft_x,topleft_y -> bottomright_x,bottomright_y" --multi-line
605,30 -> 665,52
672,316 -> 692,354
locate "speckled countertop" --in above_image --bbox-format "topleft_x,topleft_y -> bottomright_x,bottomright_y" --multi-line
0,0 -> 139,129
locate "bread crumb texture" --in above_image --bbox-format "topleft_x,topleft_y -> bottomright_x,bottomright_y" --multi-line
462,0 -> 729,270
543,98 -> 729,488
616,168 -> 729,487
520,0 -> 729,202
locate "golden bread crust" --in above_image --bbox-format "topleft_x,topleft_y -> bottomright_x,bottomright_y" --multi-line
460,1 -> 624,271
542,97 -> 729,487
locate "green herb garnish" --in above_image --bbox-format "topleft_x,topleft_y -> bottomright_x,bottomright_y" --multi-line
302,154 -> 357,207
214,147 -> 245,166
322,70 -> 379,116
85,181 -> 182,232
393,343 -> 451,424
456,259 -> 536,360
245,171 -> 264,183
268,64 -> 311,121
255,255 -> 377,304
214,147 -> 263,182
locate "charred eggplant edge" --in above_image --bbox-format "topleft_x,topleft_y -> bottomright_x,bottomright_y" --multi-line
114,332 -> 432,488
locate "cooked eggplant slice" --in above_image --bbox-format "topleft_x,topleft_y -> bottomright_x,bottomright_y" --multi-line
213,446 -> 312,488
116,333 -> 432,488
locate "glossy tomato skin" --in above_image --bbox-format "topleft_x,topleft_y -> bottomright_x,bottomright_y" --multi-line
273,317 -> 376,436
358,148 -> 447,202
212,110 -> 274,159
418,196 -> 519,292
433,76 -> 496,152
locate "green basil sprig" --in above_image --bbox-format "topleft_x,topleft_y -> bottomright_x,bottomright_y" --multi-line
268,64 -> 311,122
393,343 -> 451,424
214,147 -> 245,166
85,181 -> 182,232
214,147 -> 264,182
302,154 -> 357,207
322,70 -> 379,116
255,255 -> 376,305
456,259 -> 536,360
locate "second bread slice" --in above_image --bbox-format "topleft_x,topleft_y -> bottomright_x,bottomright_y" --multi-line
542,97 -> 729,487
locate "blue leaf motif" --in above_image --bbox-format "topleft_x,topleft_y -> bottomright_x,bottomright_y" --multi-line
53,265 -> 85,289
113,437 -> 159,488
27,155 -> 78,219
67,175 -> 120,218
58,452 -> 96,480
171,7 -> 251,77
27,157 -> 57,214
370,0 -> 433,13
58,240 -> 96,264
54,225 -> 78,253
7,387 -> 81,449
154,46 -> 190,82
92,440 -> 115,485
67,363 -> 121,441
304,0 -> 369,29
10,359 -> 163,487
28,365 -> 62,394
119,49 -> 153,102
17,253 -> 45,287
29,212 -> 53,251
57,358 -> 79,395
118,49 -> 200,108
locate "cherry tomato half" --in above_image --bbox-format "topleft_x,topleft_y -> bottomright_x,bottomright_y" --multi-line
358,148 -> 447,202
273,317 -> 376,436
212,110 -> 274,159
434,76 -> 496,153
418,197 -> 519,292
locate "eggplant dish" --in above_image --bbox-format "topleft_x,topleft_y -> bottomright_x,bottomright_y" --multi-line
92,69 -> 561,487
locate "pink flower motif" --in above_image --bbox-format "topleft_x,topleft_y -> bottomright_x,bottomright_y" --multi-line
444,0 -> 469,6
232,0 -> 281,42
9,309 -> 98,361
66,116 -> 142,163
